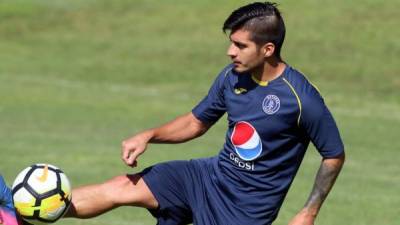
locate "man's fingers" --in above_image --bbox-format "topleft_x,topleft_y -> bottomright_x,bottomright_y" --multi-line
121,146 -> 141,167
122,148 -> 131,162
121,138 -> 147,167
126,149 -> 143,167
121,140 -> 137,162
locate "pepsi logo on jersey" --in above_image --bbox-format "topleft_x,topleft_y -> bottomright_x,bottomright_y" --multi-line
231,121 -> 263,161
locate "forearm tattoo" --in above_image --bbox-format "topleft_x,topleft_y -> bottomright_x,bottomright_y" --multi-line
304,158 -> 344,213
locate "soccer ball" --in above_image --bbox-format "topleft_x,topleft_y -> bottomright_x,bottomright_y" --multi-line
12,164 -> 72,224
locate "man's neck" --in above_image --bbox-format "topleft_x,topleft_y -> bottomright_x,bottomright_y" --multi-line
252,60 -> 286,82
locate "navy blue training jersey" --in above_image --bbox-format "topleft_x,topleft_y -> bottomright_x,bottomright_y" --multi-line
192,64 -> 344,223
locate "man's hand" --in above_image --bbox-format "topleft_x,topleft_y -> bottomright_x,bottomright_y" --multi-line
288,208 -> 316,225
121,131 -> 153,167
0,175 -> 22,225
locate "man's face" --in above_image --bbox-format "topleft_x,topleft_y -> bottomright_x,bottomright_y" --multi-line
227,29 -> 265,73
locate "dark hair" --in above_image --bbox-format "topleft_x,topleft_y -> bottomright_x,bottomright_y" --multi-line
223,2 -> 286,59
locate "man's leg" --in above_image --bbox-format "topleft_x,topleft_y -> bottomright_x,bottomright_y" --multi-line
64,174 -> 158,219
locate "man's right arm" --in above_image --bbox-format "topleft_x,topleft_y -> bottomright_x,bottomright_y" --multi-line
121,112 -> 211,167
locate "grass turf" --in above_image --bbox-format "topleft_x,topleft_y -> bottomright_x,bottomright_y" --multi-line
0,0 -> 399,224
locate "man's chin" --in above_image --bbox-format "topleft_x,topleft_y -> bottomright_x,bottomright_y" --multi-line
232,66 -> 250,74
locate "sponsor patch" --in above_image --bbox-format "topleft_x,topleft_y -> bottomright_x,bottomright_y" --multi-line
231,121 -> 262,161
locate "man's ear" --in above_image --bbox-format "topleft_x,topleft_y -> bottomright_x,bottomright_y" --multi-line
262,42 -> 275,58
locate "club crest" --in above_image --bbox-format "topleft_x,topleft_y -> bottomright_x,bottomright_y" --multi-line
262,95 -> 280,115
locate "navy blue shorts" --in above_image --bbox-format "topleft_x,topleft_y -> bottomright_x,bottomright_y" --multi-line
141,157 -> 221,225
141,160 -> 192,225
140,157 -> 277,225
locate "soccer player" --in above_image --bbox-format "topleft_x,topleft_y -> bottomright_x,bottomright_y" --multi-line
65,2 -> 345,225
0,176 -> 22,225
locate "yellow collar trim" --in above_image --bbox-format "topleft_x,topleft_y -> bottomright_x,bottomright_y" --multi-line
251,75 -> 269,86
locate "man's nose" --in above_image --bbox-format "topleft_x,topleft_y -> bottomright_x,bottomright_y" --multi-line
227,43 -> 237,58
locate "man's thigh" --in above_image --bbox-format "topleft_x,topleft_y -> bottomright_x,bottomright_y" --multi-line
66,173 -> 158,218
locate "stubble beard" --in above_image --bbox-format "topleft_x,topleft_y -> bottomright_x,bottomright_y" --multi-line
233,63 -> 263,76
232,63 -> 252,74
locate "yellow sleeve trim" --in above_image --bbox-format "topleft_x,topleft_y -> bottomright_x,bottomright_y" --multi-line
282,78 -> 302,126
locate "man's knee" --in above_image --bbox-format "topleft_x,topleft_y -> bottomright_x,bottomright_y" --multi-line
102,174 -> 157,208
103,174 -> 140,191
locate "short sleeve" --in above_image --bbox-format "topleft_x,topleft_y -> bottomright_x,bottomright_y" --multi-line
300,88 -> 345,158
192,66 -> 231,124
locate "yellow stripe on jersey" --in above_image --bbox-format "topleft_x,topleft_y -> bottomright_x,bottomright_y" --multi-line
295,69 -> 321,95
309,81 -> 321,94
282,78 -> 302,126
251,75 -> 269,86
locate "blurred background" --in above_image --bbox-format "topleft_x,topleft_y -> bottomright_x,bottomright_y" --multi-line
0,0 -> 399,224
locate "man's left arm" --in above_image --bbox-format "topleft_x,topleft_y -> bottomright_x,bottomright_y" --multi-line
289,153 -> 345,225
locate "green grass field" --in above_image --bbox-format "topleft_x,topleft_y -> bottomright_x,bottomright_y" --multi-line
1,0 -> 399,224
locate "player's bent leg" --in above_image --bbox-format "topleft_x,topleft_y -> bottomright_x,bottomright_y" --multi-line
64,174 -> 158,219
